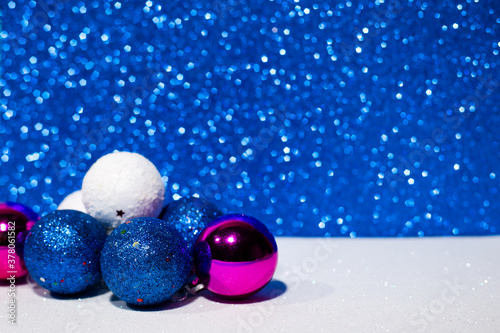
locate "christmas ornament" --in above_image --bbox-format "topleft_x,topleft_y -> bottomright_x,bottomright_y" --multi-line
82,151 -> 165,231
0,202 -> 38,279
23,210 -> 107,294
159,197 -> 222,247
100,217 -> 191,306
193,214 -> 278,298
57,190 -> 87,213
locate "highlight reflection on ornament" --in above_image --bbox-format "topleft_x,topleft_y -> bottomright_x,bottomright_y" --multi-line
193,214 -> 278,298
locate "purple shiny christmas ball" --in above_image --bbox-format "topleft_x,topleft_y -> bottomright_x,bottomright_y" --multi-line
0,202 -> 39,279
193,214 -> 278,298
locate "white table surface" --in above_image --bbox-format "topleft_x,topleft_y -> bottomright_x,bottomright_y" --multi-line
1,236 -> 499,333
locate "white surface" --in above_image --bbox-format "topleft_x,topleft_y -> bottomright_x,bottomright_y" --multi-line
57,190 -> 87,213
82,151 -> 165,229
1,237 -> 499,333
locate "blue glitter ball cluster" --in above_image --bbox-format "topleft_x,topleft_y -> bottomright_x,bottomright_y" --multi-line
160,196 -> 222,246
1,1 -> 499,237
23,210 -> 107,294
100,217 -> 191,306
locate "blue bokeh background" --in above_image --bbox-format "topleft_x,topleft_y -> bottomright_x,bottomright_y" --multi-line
1,0 -> 499,236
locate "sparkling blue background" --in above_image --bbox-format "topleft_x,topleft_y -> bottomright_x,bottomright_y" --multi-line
1,0 -> 499,237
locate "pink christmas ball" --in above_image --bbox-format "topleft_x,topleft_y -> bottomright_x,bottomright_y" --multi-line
193,214 -> 278,298
0,202 -> 38,279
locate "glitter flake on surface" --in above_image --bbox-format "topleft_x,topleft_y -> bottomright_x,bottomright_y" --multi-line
1,1 -> 499,237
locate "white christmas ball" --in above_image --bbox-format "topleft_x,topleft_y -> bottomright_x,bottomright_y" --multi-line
82,151 -> 165,230
57,190 -> 87,213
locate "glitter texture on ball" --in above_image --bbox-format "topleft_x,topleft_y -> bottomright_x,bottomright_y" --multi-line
100,217 -> 191,306
0,202 -> 39,279
193,214 -> 278,298
159,197 -> 222,247
57,190 -> 87,213
23,210 -> 107,294
82,151 -> 165,230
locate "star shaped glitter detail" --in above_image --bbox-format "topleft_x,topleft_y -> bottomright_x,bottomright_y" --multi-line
116,210 -> 125,217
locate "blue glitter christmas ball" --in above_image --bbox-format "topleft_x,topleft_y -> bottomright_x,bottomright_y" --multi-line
23,210 -> 107,294
100,217 -> 191,306
159,197 -> 222,247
